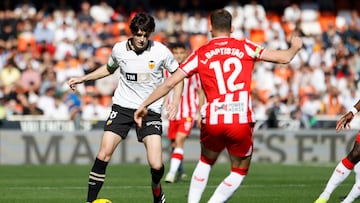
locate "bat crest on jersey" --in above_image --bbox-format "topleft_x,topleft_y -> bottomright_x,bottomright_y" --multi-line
148,60 -> 155,69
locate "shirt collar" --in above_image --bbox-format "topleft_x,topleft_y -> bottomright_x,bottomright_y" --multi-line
126,38 -> 152,54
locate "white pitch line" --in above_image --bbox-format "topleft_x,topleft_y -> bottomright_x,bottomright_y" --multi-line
6,183 -> 322,191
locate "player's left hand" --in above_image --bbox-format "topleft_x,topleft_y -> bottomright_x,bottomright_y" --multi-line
195,113 -> 202,128
335,112 -> 354,132
134,106 -> 148,128
166,103 -> 178,120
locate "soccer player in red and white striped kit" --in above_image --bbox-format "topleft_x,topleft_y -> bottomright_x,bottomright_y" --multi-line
135,9 -> 302,203
163,43 -> 204,183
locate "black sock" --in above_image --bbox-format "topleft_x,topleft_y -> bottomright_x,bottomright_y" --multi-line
151,164 -> 165,185
87,158 -> 108,202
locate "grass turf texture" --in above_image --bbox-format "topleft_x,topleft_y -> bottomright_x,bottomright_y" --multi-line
0,162 -> 356,203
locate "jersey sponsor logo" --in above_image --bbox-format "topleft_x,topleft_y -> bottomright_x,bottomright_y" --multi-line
126,73 -> 137,81
126,73 -> 150,82
148,60 -> 155,69
215,104 -> 228,111
138,73 -> 150,82
213,101 -> 245,113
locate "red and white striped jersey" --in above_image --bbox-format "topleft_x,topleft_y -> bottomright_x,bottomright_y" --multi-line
165,71 -> 201,121
179,37 -> 265,125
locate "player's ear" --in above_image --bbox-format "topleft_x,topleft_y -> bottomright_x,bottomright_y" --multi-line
231,26 -> 234,33
209,24 -> 213,32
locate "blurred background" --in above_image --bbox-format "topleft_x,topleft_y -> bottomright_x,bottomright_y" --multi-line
0,0 -> 360,165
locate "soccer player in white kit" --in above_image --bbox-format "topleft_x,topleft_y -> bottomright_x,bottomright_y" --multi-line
68,12 -> 183,203
134,9 -> 302,203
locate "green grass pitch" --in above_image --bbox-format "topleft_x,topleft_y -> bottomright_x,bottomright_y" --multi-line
0,162 -> 356,203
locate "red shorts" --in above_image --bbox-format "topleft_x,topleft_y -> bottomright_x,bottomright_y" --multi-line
167,117 -> 194,140
200,123 -> 254,157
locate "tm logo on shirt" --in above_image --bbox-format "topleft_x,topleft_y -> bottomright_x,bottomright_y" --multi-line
126,73 -> 150,82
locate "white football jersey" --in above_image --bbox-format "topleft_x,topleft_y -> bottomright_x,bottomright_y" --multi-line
107,40 -> 179,113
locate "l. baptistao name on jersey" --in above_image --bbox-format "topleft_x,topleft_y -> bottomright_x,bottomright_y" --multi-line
204,47 -> 245,59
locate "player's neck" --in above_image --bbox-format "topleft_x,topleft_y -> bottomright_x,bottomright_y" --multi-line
211,31 -> 231,38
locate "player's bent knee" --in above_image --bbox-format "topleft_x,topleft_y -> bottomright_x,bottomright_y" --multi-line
151,164 -> 164,184
97,150 -> 113,162
200,155 -> 216,165
349,144 -> 360,161
231,167 -> 249,175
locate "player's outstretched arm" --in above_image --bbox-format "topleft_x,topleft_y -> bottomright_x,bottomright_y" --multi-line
68,64 -> 111,91
261,36 -> 303,64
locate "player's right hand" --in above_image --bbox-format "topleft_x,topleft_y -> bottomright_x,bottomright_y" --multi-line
134,105 -> 148,128
68,78 -> 82,91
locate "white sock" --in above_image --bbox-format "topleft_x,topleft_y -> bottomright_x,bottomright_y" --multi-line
341,181 -> 360,203
320,161 -> 352,200
168,148 -> 184,177
188,160 -> 211,203
342,163 -> 360,203
207,172 -> 245,203
354,163 -> 360,181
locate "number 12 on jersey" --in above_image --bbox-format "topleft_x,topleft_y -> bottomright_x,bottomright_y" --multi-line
210,57 -> 244,95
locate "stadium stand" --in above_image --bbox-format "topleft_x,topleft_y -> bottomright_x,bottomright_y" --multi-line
0,0 -> 359,130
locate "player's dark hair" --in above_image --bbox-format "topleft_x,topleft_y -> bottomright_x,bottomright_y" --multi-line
170,42 -> 187,50
130,12 -> 155,34
210,9 -> 232,32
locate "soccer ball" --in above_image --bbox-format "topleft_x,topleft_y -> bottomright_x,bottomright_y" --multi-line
92,199 -> 112,203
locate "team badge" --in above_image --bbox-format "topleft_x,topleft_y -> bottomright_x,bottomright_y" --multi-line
106,111 -> 118,126
148,60 -> 155,70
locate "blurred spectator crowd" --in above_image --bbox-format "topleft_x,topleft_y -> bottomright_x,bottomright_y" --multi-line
0,0 -> 359,129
